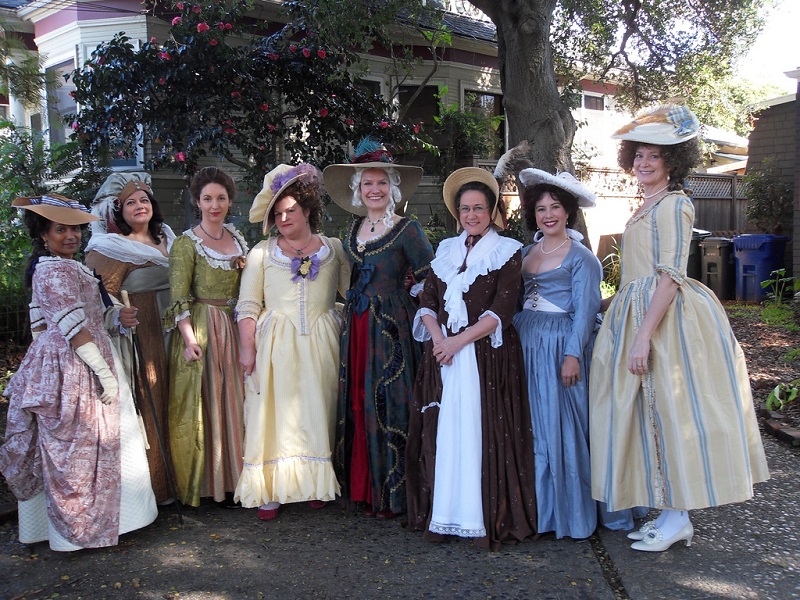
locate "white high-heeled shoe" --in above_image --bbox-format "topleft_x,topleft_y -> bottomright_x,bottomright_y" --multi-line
630,522 -> 694,552
626,519 -> 657,541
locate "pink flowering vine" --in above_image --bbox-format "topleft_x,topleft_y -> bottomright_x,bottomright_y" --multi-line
197,22 -> 210,33
259,103 -> 269,111
267,53 -> 279,61
380,120 -> 388,129
302,48 -> 311,58
210,39 -> 218,46
317,49 -> 327,59
159,51 -> 171,61
175,151 -> 186,162
319,108 -> 329,117
192,5 -> 201,14
171,16 -> 182,26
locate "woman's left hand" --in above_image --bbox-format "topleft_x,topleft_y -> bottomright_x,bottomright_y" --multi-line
561,355 -> 581,388
432,336 -> 465,366
119,306 -> 139,329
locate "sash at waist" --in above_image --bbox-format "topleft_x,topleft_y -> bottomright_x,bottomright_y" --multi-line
196,297 -> 237,307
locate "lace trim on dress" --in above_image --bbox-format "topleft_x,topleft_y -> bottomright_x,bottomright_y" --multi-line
184,224 -> 248,270
84,225 -> 176,267
431,230 -> 521,334
428,522 -> 487,538
243,455 -> 333,468
236,300 -> 262,322
656,264 -> 686,286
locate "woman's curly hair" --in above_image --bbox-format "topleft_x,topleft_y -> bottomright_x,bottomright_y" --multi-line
521,184 -> 580,231
618,138 -> 701,191
273,175 -> 325,233
113,189 -> 165,244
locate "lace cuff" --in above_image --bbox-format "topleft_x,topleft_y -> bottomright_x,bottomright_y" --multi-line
479,310 -> 503,348
235,300 -> 262,323
163,295 -> 194,331
413,307 -> 437,342
410,281 -> 425,298
656,264 -> 686,286
53,303 -> 87,341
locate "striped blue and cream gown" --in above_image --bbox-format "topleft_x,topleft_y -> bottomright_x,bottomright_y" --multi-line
590,191 -> 769,512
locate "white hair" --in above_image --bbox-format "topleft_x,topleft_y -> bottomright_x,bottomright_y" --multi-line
349,166 -> 403,229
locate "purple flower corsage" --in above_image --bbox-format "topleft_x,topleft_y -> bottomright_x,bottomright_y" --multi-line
291,255 -> 320,282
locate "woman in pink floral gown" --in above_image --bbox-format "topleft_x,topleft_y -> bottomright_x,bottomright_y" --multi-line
0,195 -> 157,551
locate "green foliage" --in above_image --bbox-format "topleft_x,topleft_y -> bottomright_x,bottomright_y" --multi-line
601,241 -> 622,297
759,304 -> 799,332
766,378 -> 800,413
743,162 -> 794,234
760,269 -> 800,306
67,1 -> 422,189
429,87 -> 504,182
0,17 -> 56,107
782,348 -> 800,363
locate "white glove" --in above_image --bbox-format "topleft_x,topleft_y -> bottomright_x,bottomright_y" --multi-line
75,342 -> 118,405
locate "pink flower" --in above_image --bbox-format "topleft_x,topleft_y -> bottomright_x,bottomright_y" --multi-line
302,48 -> 311,58
268,124 -> 276,132
117,151 -> 124,157
317,49 -> 327,59
319,108 -> 329,117
175,151 -> 186,162
218,22 -> 226,30
380,120 -> 388,129
159,51 -> 171,61
210,39 -> 218,46
345,118 -> 354,126
259,103 -> 269,111
150,37 -> 157,44
197,22 -> 210,33
224,127 -> 236,134
159,77 -> 167,85
267,52 -> 279,61
414,124 -> 420,134
97,57 -> 105,65
176,2 -> 183,9
171,16 -> 182,26
192,5 -> 201,14
231,91 -> 241,99
72,122 -> 79,131
289,45 -> 297,53
225,23 -> 232,30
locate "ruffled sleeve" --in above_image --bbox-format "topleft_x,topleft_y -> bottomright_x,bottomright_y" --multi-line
163,235 -> 196,330
654,193 -> 694,285
481,249 -> 523,347
564,247 -> 603,359
33,259 -> 88,341
236,240 -> 267,322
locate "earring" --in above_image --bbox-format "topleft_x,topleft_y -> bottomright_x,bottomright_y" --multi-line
43,239 -> 50,254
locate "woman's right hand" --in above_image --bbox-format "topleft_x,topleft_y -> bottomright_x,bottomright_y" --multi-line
239,346 -> 256,376
184,342 -> 203,362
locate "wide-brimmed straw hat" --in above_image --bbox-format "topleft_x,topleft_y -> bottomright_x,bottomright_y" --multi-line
250,163 -> 321,234
323,138 -> 422,216
612,104 -> 700,145
91,172 -> 153,234
518,169 -> 596,208
442,167 -> 506,230
13,194 -> 99,226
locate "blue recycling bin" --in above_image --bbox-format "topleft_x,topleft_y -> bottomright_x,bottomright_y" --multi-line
732,234 -> 789,302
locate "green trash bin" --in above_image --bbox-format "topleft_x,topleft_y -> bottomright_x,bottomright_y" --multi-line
700,237 -> 735,301
688,229 -> 711,280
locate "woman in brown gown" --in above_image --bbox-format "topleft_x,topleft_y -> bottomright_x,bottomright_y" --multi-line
406,167 -> 537,550
85,172 -> 176,503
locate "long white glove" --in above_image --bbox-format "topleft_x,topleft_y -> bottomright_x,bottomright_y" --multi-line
75,342 -> 118,405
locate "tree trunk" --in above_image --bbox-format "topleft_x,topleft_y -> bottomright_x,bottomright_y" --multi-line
469,0 -> 575,172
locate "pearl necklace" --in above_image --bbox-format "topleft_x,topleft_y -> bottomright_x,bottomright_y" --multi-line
199,222 -> 225,241
539,237 -> 570,255
643,183 -> 670,200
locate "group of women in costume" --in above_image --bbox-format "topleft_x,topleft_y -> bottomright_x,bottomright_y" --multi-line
1,104 -> 768,554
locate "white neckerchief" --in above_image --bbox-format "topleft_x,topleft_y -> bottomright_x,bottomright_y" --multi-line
85,225 -> 176,267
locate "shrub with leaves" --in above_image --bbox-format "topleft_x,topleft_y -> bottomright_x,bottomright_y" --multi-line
743,161 -> 794,235
67,0 -> 421,189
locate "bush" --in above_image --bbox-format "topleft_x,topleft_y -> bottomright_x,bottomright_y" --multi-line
743,161 -> 793,234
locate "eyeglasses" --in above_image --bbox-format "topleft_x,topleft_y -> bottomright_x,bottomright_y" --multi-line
458,205 -> 488,215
